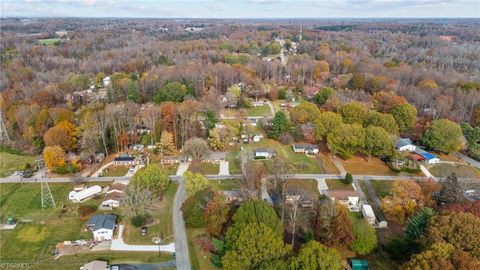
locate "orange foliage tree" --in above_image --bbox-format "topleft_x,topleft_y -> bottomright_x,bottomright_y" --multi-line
381,180 -> 425,224
43,146 -> 66,170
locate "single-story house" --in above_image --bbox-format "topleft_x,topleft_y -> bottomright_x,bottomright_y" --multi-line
326,190 -> 360,211
414,148 -> 440,164
221,190 -> 244,204
202,152 -> 227,162
396,138 -> 416,152
113,154 -> 143,166
161,156 -> 188,165
254,148 -> 277,159
292,143 -> 319,155
86,214 -> 116,242
101,182 -> 126,208
349,259 -> 369,270
82,260 -> 109,270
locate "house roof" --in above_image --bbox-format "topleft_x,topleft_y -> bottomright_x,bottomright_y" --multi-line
86,214 -> 116,231
414,148 -> 438,160
255,148 -> 277,154
327,190 -> 359,200
104,192 -> 124,202
83,260 -> 108,270
293,143 -> 318,151
108,183 -> 126,193
396,138 -> 414,148
114,155 -> 135,161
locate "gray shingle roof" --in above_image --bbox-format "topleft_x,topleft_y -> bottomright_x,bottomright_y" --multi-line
86,214 -> 116,231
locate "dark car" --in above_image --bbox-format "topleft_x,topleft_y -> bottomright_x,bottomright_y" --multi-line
140,226 -> 148,236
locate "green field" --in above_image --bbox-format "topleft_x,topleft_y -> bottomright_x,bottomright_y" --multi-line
286,179 -> 320,198
246,105 -> 271,116
123,181 -> 177,245
0,151 -> 37,177
248,139 -> 323,174
101,165 -> 129,177
161,164 -> 179,175
188,162 -> 219,175
38,38 -> 61,45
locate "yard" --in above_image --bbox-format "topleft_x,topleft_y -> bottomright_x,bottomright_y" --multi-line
285,179 -> 320,198
123,182 -> 178,245
187,228 -> 217,270
369,180 -> 394,199
209,179 -> 242,190
188,162 -> 219,175
101,165 -> 129,177
341,156 -> 397,176
0,151 -> 37,177
246,104 -> 271,116
247,139 -> 323,174
0,183 -> 110,263
429,163 -> 480,178
326,179 -> 354,190
160,164 -> 179,175
227,152 -> 242,174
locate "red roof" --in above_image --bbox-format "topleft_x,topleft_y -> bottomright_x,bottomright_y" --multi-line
411,154 -> 425,161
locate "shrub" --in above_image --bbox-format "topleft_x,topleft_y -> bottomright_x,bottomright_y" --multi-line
53,162 -> 80,174
131,215 -> 147,227
78,205 -> 97,218
343,172 -> 353,185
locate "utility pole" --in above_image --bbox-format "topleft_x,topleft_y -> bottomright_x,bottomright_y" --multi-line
39,160 -> 56,209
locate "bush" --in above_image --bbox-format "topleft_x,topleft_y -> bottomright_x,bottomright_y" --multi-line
78,205 -> 97,218
53,162 -> 80,174
131,215 -> 147,227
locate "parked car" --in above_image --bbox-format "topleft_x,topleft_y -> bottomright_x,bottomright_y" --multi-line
111,266 -> 119,270
140,226 -> 148,236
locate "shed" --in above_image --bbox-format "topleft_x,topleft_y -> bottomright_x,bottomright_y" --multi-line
349,259 -> 369,270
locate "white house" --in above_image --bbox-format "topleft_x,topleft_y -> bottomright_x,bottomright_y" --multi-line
102,76 -> 110,86
132,144 -> 145,152
396,138 -> 416,152
69,185 -> 102,202
113,154 -> 143,166
326,190 -> 360,211
361,204 -> 376,225
292,143 -> 319,155
254,148 -> 277,159
86,214 -> 116,242
101,183 -> 126,208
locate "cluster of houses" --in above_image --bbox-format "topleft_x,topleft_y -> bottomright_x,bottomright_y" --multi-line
254,143 -> 319,159
69,182 -> 127,210
396,138 -> 440,164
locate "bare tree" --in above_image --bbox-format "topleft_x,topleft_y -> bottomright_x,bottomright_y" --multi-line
285,187 -> 308,247
183,137 -> 210,161
122,184 -> 155,217
268,155 -> 292,223
436,173 -> 468,204
242,161 -> 264,200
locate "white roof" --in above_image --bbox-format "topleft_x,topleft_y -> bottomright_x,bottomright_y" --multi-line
70,185 -> 102,201
362,204 -> 375,217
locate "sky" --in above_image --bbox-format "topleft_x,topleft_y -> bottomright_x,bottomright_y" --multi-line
1,0 -> 479,18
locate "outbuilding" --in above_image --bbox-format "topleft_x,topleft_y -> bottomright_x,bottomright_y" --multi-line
69,185 -> 102,202
414,148 -> 440,164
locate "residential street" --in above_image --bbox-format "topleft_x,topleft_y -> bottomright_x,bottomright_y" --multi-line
172,178 -> 191,270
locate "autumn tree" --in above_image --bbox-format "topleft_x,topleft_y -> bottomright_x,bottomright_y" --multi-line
313,87 -> 335,106
422,119 -> 463,153
208,127 -> 227,151
418,79 -> 439,90
43,146 -> 66,170
350,219 -> 378,255
183,137 -> 210,161
242,161 -> 265,200
339,102 -> 369,125
182,187 -> 216,227
204,192 -> 229,237
381,180 -> 425,224
461,122 -> 480,159
184,171 -> 210,196
314,111 -> 343,141
154,81 -> 188,103
364,126 -> 394,159
158,131 -> 176,163
130,164 -> 169,197
327,123 -> 365,159
291,240 -> 343,270
441,201 -> 480,218
313,200 -> 354,247
436,173 -> 467,204
268,111 -> 290,139
43,120 -> 79,151
289,102 -> 321,125
365,111 -> 399,135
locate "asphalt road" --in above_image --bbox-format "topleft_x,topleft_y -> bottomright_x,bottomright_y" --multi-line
172,178 -> 191,270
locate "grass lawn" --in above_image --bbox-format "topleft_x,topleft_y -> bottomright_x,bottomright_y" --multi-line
188,162 -> 219,175
341,156 -> 396,176
326,179 -> 354,190
246,105 -> 271,116
187,228 -> 217,270
0,183 -> 111,262
248,139 -> 323,174
209,179 -> 242,190
369,180 -> 394,198
0,151 -> 37,177
160,164 -> 179,176
227,152 -> 242,174
30,251 -> 173,270
429,163 -> 480,178
123,181 -> 177,245
38,38 -> 60,45
286,179 -> 320,198
101,166 -> 129,177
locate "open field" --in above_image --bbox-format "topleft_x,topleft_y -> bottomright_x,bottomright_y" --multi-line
429,163 -> 480,178
0,151 -> 37,177
326,179 -> 354,190
101,165 -> 129,177
188,162 -> 219,175
248,139 -> 323,174
123,181 -> 177,245
38,38 -> 61,45
246,105 -> 270,116
209,179 -> 241,190
0,182 -> 113,262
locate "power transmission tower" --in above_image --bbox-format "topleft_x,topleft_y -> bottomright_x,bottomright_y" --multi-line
39,160 -> 56,209
0,111 -> 10,142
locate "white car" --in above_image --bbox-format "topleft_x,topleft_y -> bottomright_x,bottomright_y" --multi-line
110,266 -> 119,270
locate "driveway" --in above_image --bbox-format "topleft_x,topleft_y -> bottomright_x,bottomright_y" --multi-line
315,178 -> 329,195
218,161 -> 230,175
111,225 -> 175,252
176,162 -> 190,176
173,178 -> 191,270
419,165 -> 437,180
91,161 -> 114,177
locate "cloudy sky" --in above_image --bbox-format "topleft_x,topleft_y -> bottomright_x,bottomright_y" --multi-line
1,0 -> 479,18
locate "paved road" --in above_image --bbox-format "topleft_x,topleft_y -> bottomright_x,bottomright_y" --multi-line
455,152 -> 480,169
172,178 -> 191,270
115,261 -> 176,270
111,225 -> 175,252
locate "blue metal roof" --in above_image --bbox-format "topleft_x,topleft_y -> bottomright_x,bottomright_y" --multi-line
414,149 -> 438,160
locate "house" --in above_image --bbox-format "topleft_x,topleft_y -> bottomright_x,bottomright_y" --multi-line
221,190 -> 244,204
326,190 -> 360,211
101,183 -> 126,208
396,138 -> 416,152
86,214 -> 116,242
252,134 -> 263,142
82,260 -> 109,270
414,148 -> 440,164
113,154 -> 143,166
362,204 -> 376,225
292,143 -> 319,155
68,185 -> 102,202
254,148 -> 277,159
